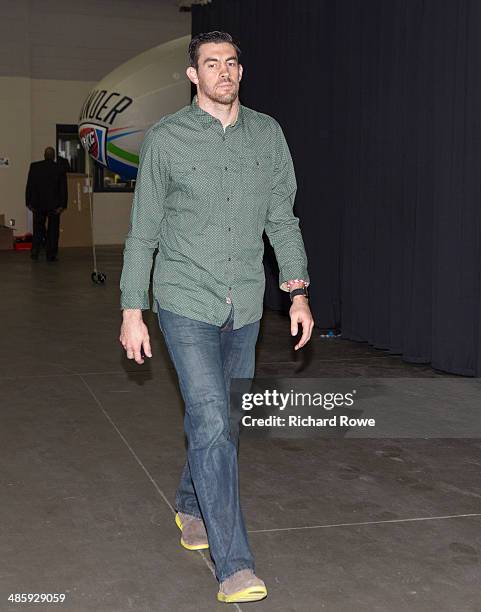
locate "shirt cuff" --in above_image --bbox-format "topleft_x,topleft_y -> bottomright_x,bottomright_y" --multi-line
280,278 -> 310,293
120,290 -> 151,310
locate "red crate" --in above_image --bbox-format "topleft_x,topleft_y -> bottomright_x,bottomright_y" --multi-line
15,242 -> 32,251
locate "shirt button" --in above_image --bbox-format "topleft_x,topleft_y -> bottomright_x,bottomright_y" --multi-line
228,257 -> 231,261
222,136 -> 226,141
225,166 -> 228,171
228,227 -> 231,231
229,286 -> 232,290
227,197 -> 230,201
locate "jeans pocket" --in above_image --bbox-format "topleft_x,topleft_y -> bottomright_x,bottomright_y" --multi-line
155,300 -> 166,334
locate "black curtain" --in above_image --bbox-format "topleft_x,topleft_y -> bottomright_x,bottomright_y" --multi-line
330,0 -> 481,375
192,0 -> 481,376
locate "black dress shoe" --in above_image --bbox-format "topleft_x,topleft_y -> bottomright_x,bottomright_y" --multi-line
46,256 -> 58,262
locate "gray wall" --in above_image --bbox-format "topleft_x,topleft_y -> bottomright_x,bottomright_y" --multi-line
0,0 -> 190,81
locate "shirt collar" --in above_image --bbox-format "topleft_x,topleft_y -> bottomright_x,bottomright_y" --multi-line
191,94 -> 243,130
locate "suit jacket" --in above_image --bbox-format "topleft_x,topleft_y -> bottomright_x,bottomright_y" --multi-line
25,160 -> 68,212
56,156 -> 71,174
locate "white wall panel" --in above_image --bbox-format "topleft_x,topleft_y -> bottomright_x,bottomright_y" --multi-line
0,0 -> 189,81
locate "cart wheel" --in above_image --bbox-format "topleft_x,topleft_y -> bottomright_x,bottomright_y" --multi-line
91,271 -> 107,284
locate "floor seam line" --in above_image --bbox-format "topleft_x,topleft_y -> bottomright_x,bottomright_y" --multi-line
0,368 -> 174,380
247,512 -> 481,534
78,374 -> 175,513
77,374 -> 239,609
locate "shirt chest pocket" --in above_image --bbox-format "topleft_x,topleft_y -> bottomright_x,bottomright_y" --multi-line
169,160 -> 217,231
170,160 -> 217,199
240,153 -> 273,195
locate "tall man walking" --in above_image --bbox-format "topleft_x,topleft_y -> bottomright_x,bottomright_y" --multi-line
119,31 -> 314,604
26,147 -> 68,261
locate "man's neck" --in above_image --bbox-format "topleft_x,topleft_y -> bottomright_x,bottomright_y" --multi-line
196,92 -> 240,131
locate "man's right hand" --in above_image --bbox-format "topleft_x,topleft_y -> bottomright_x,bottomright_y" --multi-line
119,309 -> 152,364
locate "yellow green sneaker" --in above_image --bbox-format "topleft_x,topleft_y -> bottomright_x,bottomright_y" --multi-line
175,512 -> 209,551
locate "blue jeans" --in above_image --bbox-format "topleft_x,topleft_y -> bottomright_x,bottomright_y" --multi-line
156,303 -> 260,582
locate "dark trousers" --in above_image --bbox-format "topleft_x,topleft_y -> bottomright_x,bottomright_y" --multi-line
32,210 -> 60,259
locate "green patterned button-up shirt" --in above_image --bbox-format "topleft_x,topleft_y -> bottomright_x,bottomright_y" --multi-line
120,95 -> 309,330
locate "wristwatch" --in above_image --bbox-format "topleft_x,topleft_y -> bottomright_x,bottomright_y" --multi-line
289,286 -> 309,302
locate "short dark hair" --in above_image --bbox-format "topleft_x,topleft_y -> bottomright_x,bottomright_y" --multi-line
44,147 -> 55,161
189,31 -> 241,70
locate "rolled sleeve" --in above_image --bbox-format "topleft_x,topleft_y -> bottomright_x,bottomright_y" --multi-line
120,127 -> 168,310
265,121 -> 310,292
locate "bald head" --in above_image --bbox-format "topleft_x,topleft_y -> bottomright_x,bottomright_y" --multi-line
44,147 -> 55,161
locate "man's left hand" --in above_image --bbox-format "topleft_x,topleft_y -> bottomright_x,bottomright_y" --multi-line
289,296 -> 315,350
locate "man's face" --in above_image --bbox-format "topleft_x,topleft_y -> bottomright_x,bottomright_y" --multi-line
189,42 -> 243,104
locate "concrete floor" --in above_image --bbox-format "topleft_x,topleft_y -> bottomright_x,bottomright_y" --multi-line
1,246 -> 480,612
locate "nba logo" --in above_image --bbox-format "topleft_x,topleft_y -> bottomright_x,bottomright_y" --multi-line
79,124 -> 107,166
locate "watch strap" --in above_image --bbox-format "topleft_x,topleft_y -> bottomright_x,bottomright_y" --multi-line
290,287 -> 308,302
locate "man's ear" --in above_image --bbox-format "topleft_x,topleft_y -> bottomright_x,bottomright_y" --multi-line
238,63 -> 243,82
186,66 -> 199,85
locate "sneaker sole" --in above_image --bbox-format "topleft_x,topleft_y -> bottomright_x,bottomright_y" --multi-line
175,512 -> 209,551
217,586 -> 268,603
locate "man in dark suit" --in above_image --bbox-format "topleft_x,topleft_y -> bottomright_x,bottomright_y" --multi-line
56,155 -> 71,175
26,147 -> 68,261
